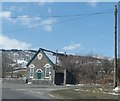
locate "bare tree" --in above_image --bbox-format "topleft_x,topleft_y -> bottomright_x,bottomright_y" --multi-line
101,58 -> 113,75
59,54 -> 114,84
2,52 -> 15,78
59,55 -> 84,83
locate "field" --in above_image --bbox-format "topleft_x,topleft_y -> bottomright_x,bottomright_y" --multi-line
50,86 -> 120,99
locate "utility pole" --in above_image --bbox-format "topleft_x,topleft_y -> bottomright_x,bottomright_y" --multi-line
53,50 -> 58,85
56,50 -> 58,67
114,5 -> 118,88
63,52 -> 67,85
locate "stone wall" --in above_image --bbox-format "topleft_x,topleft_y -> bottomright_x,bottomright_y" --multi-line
2,78 -> 26,84
31,79 -> 52,85
2,78 -> 52,85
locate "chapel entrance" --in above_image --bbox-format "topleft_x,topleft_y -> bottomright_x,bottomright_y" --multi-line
36,69 -> 42,79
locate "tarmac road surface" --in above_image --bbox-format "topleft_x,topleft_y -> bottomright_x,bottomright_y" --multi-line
2,88 -> 41,99
2,83 -> 72,100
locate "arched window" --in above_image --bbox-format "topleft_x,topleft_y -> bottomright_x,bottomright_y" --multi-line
29,64 -> 35,78
44,64 -> 51,78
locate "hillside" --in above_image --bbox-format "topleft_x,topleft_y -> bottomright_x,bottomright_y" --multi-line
1,49 -> 113,70
1,49 -> 37,69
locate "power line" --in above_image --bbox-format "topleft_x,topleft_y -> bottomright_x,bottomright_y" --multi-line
2,11 -> 114,19
3,11 -> 114,33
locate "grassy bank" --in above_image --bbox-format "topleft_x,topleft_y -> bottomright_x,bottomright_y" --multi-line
50,86 -> 120,99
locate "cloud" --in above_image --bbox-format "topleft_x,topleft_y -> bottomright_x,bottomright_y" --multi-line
63,44 -> 81,51
17,16 -> 57,31
0,34 -> 32,50
41,18 -> 57,32
0,11 -> 16,23
9,6 -> 18,11
0,11 -> 11,17
48,8 -> 52,14
87,0 -> 97,8
19,16 -> 57,31
9,5 -> 26,12
17,15 -> 42,28
1,12 -> 42,28
17,15 -> 57,32
37,0 -> 54,5
1,11 -> 57,32
37,2 -> 45,6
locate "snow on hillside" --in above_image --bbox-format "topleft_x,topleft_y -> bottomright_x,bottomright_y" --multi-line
1,49 -> 36,69
17,59 -> 28,68
17,59 -> 28,64
92,55 -> 113,61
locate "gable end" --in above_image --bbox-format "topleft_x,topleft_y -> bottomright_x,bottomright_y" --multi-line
26,48 -> 55,67
26,49 -> 41,67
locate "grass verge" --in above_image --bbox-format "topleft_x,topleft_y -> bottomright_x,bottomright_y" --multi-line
50,86 -> 120,99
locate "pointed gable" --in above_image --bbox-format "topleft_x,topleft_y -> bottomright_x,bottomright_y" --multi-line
26,48 -> 66,68
26,48 -> 55,67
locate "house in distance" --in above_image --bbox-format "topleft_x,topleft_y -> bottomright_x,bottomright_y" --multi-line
26,48 -> 75,85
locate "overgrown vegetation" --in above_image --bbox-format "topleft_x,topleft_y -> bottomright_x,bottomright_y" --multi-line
59,55 -> 117,84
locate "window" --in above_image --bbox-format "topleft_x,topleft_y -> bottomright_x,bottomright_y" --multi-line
29,64 -> 35,78
37,53 -> 42,60
30,67 -> 34,78
44,64 -> 51,78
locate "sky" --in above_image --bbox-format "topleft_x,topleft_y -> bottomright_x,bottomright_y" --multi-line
1,1 -> 120,57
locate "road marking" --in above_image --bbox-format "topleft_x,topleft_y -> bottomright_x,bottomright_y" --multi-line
37,91 -> 44,95
49,94 -> 55,98
16,89 -> 25,91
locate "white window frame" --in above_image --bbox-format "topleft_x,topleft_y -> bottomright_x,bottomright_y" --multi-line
44,63 -> 51,78
29,64 -> 35,78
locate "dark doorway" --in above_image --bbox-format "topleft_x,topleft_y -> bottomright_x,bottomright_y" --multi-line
66,71 -> 76,84
55,73 -> 64,85
37,72 -> 42,79
36,69 -> 42,79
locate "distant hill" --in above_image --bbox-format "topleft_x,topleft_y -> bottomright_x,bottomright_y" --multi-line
1,49 -> 37,69
1,49 -> 113,70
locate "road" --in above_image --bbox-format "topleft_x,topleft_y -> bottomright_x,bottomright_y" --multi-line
2,83 -> 75,100
2,88 -> 41,99
2,83 -> 119,100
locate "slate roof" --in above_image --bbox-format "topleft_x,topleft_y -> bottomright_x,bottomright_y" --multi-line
44,51 -> 57,64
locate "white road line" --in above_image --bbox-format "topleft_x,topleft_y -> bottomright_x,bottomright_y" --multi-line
49,94 -> 55,98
